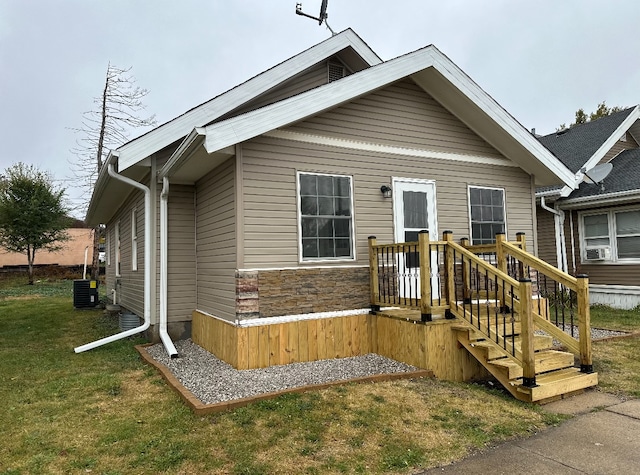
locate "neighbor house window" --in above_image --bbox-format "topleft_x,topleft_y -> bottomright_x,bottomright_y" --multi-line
468,186 -> 506,244
131,208 -> 138,271
115,221 -> 121,276
298,172 -> 354,261
582,208 -> 640,262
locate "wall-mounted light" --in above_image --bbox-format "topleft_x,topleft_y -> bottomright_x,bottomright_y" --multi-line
380,185 -> 392,199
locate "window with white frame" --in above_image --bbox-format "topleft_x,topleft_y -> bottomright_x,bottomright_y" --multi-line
298,172 -> 354,260
106,229 -> 111,266
582,208 -> 640,262
468,186 -> 506,245
115,221 -> 121,276
131,208 -> 138,271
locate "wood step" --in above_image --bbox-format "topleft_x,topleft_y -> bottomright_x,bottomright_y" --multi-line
471,334 -> 554,360
516,368 -> 599,402
489,350 -> 575,379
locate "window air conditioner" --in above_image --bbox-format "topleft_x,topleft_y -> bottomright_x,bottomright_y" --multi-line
585,246 -> 611,261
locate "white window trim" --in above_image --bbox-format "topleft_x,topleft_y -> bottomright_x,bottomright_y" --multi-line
579,206 -> 640,264
296,171 -> 357,263
131,208 -> 138,272
467,185 -> 507,245
115,221 -> 121,277
106,229 -> 111,266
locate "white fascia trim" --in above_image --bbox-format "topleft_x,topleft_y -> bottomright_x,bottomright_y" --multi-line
116,30 -> 381,172
590,284 -> 640,295
559,189 -> 640,209
85,151 -> 119,224
580,106 -> 640,176
202,48 -> 441,154
264,130 -> 518,168
158,127 -> 206,179
425,50 -> 576,187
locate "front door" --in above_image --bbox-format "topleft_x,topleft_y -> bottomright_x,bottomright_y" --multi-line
393,179 -> 439,298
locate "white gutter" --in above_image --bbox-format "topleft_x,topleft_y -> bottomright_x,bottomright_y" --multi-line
540,196 -> 568,273
159,177 -> 178,358
74,161 -> 152,353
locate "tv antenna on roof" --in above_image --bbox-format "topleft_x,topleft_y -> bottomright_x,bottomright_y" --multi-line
296,1 -> 336,35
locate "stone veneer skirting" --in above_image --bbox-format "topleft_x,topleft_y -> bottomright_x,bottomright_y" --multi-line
235,267 -> 370,320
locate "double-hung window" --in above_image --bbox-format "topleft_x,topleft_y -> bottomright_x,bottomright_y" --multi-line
115,221 -> 121,277
298,172 -> 354,261
131,208 -> 138,271
468,186 -> 506,245
582,209 -> 640,262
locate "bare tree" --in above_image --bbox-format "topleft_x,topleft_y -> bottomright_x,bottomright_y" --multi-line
70,63 -> 156,279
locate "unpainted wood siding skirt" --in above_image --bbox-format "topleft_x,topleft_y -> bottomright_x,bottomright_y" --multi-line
263,129 -> 519,168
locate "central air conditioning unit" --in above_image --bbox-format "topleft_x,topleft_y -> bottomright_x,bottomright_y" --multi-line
585,246 -> 611,261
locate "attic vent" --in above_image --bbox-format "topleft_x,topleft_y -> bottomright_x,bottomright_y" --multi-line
328,62 -> 346,83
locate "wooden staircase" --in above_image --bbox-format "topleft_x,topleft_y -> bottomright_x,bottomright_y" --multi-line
451,301 -> 598,403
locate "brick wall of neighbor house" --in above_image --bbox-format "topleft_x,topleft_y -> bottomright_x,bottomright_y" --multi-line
257,267 -> 370,318
0,228 -> 94,268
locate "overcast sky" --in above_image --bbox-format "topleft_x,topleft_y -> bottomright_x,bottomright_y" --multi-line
2,1 -> 639,217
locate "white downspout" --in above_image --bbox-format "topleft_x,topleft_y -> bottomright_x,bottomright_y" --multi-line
74,163 -> 152,353
540,196 -> 567,273
160,177 -> 178,358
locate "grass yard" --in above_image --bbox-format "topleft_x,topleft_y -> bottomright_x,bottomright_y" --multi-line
0,273 -> 637,474
591,304 -> 640,398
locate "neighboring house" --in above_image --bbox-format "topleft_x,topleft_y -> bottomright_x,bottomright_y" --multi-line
86,29 -> 576,344
536,106 -> 640,308
0,220 -> 94,268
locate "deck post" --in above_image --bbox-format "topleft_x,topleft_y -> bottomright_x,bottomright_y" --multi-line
443,231 -> 456,319
519,278 -> 537,388
460,237 -> 471,302
418,231 -> 432,321
576,274 -> 593,373
495,233 -> 507,274
368,236 -> 380,313
516,232 -> 527,280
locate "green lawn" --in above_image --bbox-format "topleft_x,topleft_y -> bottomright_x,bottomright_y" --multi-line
0,274 -> 636,474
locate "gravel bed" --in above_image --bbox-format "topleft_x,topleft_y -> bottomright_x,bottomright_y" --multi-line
145,339 -> 419,405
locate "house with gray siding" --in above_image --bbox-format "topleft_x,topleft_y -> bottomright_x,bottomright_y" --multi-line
84,29 -> 578,356
536,106 -> 640,309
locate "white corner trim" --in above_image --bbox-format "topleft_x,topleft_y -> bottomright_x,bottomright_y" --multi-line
264,130 -> 517,168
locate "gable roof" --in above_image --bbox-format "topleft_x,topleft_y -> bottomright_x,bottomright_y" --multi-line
559,148 -> 640,208
116,29 -> 381,172
538,107 -> 638,174
163,45 -> 576,188
536,106 -> 640,198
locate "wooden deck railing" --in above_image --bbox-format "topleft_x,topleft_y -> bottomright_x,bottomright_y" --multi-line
368,231 -> 593,385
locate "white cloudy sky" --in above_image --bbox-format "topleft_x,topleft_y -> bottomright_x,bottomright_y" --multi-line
1,0 -> 639,217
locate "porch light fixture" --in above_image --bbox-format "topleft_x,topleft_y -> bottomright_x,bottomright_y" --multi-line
380,185 -> 392,198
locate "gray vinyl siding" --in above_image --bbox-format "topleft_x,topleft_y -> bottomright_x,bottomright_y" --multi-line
241,138 -> 535,268
167,185 -> 197,323
287,79 -> 506,159
195,156 -> 237,321
106,189 -> 146,318
536,205 -> 558,266
598,132 -> 639,164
